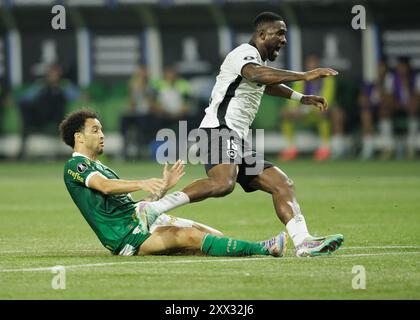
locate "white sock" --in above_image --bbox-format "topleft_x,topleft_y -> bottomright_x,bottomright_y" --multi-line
286,215 -> 311,247
148,191 -> 190,214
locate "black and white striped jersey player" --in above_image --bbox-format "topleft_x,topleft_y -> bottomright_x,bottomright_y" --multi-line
144,12 -> 344,257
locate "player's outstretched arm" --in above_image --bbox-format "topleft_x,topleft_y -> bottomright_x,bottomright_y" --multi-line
88,174 -> 166,195
242,64 -> 338,86
264,83 -> 295,98
301,95 -> 328,111
265,84 -> 328,111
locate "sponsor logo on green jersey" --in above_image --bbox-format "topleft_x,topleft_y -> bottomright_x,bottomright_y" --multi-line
77,163 -> 88,173
67,169 -> 84,183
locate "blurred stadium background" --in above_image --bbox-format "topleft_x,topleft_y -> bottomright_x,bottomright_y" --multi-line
0,0 -> 419,161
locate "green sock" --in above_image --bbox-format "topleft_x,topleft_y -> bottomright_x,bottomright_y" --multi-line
201,234 -> 269,257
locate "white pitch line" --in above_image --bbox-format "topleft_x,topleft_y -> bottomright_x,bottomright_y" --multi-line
0,249 -> 104,254
1,251 -> 420,273
341,245 -> 420,250
333,252 -> 420,258
0,257 -> 269,273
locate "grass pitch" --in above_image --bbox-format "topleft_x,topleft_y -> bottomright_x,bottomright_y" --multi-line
0,159 -> 419,299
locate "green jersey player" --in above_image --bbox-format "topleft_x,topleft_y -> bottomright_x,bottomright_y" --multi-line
59,109 -> 288,257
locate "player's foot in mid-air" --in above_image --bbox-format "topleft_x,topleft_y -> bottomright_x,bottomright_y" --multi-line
295,234 -> 344,257
262,232 -> 288,257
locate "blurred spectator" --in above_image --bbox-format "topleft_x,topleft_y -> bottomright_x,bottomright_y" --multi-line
153,66 -> 192,130
0,79 -> 11,136
415,73 -> 420,157
380,57 -> 419,159
17,64 -> 79,159
279,55 -> 343,161
358,60 -> 391,159
120,65 -> 160,159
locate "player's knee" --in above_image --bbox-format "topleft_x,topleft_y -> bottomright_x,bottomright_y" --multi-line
213,178 -> 235,197
286,178 -> 295,189
270,177 -> 295,195
181,227 -> 203,247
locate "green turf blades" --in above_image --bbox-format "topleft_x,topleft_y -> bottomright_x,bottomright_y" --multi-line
1,160 -> 419,299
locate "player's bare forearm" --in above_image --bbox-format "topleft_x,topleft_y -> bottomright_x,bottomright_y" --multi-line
264,84 -> 294,98
98,179 -> 144,195
243,65 -> 305,85
88,174 -> 166,195
142,185 -> 168,202
242,64 -> 339,86
264,84 -> 329,111
142,193 -> 162,202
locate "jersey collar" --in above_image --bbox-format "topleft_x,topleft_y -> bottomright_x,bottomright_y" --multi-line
72,152 -> 100,163
248,40 -> 265,62
248,40 -> 257,49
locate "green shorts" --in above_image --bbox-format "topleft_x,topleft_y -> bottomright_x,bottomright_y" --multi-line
114,226 -> 151,256
113,202 -> 158,256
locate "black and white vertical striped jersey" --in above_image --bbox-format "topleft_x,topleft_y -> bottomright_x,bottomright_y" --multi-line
199,43 -> 267,139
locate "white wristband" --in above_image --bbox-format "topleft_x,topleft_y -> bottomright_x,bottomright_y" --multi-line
291,91 -> 303,102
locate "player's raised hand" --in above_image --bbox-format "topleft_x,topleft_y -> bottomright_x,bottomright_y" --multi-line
303,68 -> 338,81
301,95 -> 328,111
138,178 -> 167,194
163,160 -> 186,190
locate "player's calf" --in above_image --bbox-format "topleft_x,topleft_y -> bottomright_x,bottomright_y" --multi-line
138,226 -> 205,256
139,225 -> 288,258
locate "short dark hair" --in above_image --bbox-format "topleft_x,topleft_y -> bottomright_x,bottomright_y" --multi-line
59,109 -> 99,148
254,12 -> 284,30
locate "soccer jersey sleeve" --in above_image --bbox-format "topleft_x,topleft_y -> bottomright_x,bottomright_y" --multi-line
64,158 -> 101,188
230,45 -> 262,76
